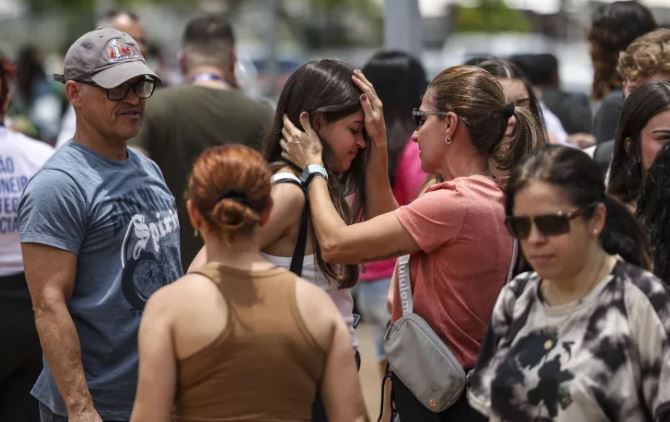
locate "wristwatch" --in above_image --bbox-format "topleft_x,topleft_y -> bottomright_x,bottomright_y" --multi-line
300,164 -> 328,186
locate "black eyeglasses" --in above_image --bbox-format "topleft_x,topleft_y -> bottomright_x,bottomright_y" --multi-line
505,203 -> 598,240
412,108 -> 446,129
78,77 -> 156,101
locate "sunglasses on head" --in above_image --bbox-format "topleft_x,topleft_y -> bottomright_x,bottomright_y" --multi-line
412,108 -> 446,129
505,203 -> 598,240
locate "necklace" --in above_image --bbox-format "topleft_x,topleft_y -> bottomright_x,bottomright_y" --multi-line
538,256 -> 612,352
541,253 -> 612,307
190,72 -> 230,88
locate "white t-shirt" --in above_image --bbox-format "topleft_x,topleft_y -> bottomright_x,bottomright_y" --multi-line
0,125 -> 53,276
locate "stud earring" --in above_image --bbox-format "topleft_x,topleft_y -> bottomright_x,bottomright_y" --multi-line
444,136 -> 453,145
193,229 -> 199,238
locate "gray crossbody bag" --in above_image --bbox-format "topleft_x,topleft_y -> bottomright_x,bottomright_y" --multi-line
383,242 -> 518,413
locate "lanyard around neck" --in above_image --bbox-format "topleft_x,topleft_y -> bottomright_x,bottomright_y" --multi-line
190,72 -> 229,86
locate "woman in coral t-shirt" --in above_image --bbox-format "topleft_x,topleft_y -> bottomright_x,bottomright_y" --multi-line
280,65 -> 545,420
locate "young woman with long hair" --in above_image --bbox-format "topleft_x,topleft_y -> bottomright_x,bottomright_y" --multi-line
131,145 -> 367,422
280,65 -> 545,420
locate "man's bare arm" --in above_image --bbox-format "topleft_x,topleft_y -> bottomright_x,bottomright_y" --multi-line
22,243 -> 102,421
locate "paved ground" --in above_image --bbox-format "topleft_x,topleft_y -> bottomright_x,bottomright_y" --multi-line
357,322 -> 384,420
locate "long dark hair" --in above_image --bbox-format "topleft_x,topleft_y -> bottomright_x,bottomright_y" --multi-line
262,59 -> 364,288
637,142 -> 670,282
507,145 -> 652,270
608,80 -> 670,204
588,0 -> 656,100
478,59 -> 546,130
362,50 -> 427,181
428,65 -> 545,185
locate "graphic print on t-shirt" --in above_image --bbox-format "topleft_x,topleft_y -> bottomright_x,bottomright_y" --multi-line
492,328 -> 575,420
111,186 -> 180,310
469,262 -> 670,421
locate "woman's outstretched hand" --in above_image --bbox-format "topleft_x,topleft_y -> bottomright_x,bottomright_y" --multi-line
352,69 -> 387,148
280,112 -> 324,170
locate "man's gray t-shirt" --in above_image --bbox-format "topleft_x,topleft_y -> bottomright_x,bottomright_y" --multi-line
18,142 -> 183,419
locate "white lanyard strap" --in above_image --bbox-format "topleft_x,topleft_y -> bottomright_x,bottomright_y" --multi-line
506,240 -> 518,284
396,254 -> 413,316
396,239 -> 516,318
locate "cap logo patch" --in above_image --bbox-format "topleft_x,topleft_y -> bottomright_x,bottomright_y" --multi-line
104,38 -> 141,63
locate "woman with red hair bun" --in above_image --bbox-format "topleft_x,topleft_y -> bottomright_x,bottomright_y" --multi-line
130,145 -> 367,422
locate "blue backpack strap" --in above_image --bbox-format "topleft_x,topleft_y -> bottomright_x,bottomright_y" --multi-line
272,172 -> 308,276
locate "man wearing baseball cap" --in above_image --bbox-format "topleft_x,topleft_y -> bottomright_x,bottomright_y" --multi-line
18,28 -> 182,421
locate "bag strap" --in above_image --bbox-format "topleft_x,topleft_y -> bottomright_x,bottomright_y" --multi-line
272,173 -> 308,276
396,239 -> 517,318
505,239 -> 518,284
396,254 -> 413,316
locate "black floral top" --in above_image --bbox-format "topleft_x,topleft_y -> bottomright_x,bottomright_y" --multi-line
468,260 -> 670,421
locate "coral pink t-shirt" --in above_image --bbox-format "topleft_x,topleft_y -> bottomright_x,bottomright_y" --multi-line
391,175 -> 513,369
360,140 -> 427,282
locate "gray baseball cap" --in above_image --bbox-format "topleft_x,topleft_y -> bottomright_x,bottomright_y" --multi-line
54,27 -> 161,88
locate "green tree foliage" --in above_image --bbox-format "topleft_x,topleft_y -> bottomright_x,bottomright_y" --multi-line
302,0 -> 383,47
454,0 -> 530,33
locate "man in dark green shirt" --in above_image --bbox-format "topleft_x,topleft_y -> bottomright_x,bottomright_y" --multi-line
131,14 -> 272,268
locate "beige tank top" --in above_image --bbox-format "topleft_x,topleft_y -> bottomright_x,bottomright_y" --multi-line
174,262 -> 327,421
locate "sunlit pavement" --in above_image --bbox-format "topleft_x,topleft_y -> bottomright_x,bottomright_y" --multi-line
357,322 -> 383,420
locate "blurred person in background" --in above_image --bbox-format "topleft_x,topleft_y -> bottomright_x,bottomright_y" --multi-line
472,57 -> 563,149
131,13 -> 272,269
478,60 -> 547,134
509,53 -> 594,147
588,0 -> 656,145
608,80 -> 670,209
0,51 -> 53,422
10,45 -> 64,144
130,145 -> 368,422
468,146 -> 667,421
618,28 -> 670,98
98,9 -> 147,56
280,65 -> 545,421
56,9 -> 149,149
593,28 -> 670,172
478,59 -> 551,153
637,142 -> 670,283
356,50 -> 428,379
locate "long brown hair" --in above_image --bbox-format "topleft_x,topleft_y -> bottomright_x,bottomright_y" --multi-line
588,0 -> 656,100
609,80 -> 670,204
428,65 -> 545,185
262,59 -> 365,288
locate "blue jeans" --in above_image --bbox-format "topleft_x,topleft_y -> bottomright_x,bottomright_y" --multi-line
354,277 -> 391,360
39,403 -> 127,422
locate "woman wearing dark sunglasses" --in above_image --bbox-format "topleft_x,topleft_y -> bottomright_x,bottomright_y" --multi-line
467,145 -> 670,421
280,65 -> 544,420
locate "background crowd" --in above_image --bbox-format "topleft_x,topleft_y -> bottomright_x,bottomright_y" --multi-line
1,0 -> 670,421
